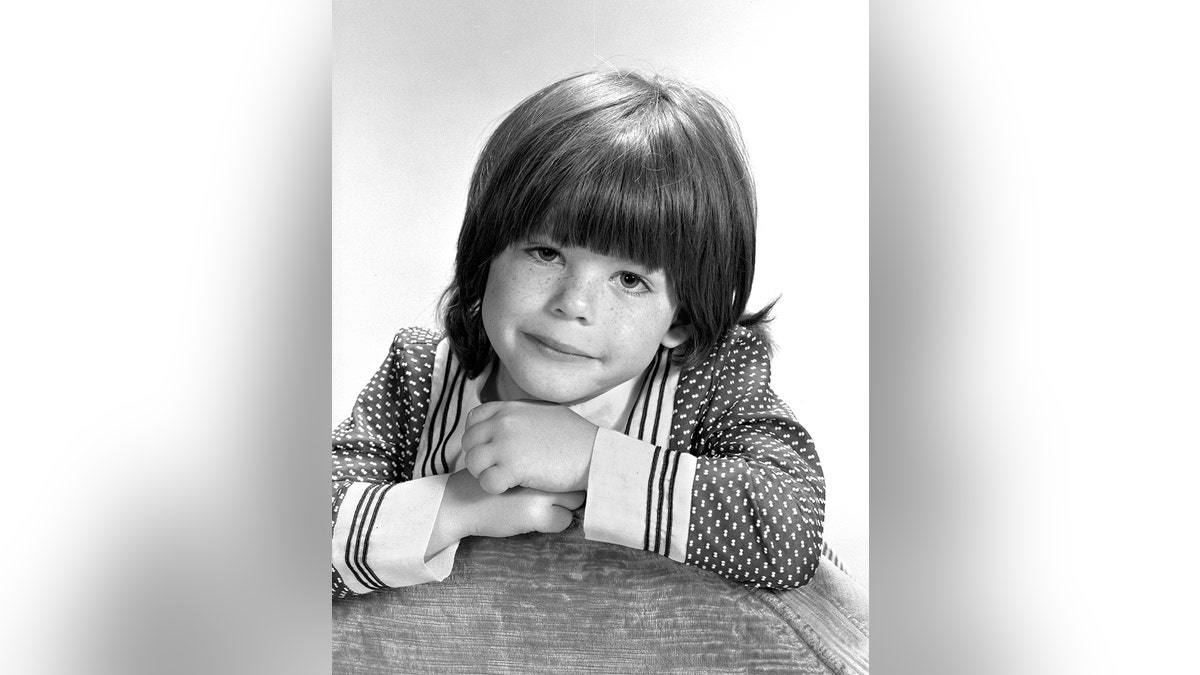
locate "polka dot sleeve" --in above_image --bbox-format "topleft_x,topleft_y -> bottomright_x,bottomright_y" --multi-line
584,327 -> 825,589
331,328 -> 439,599
674,327 -> 826,589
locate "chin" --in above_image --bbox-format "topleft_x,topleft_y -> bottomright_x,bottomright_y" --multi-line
524,385 -> 591,405
516,375 -> 598,405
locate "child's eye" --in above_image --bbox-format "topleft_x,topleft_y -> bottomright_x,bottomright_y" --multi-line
615,272 -> 650,293
525,246 -> 561,263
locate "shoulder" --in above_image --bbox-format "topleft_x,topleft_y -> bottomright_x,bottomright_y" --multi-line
679,325 -> 774,389
711,325 -> 773,370
724,325 -> 772,361
388,327 -> 448,359
391,326 -> 444,350
380,327 -> 447,377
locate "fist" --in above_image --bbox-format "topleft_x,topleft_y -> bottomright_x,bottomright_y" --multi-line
461,400 -> 599,494
441,470 -> 586,541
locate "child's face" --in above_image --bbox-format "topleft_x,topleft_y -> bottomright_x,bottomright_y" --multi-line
482,239 -> 688,406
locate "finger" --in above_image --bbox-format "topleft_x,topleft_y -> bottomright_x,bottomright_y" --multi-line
555,491 -> 586,510
463,443 -> 495,478
478,465 -> 518,495
536,505 -> 574,533
465,401 -> 503,428
460,422 -> 491,453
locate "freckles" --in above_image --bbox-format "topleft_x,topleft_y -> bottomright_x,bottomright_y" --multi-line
611,309 -> 652,341
521,275 -> 553,302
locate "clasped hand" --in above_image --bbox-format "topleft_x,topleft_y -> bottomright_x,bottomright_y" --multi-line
461,400 -> 599,494
428,401 -> 597,554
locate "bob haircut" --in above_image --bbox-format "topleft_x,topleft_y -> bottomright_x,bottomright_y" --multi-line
441,69 -> 772,377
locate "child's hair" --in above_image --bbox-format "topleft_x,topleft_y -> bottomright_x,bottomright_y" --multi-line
441,69 -> 774,377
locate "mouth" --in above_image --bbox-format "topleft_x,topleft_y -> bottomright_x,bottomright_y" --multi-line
523,332 -> 595,360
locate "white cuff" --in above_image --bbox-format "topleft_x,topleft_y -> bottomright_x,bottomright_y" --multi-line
583,428 -> 696,561
333,475 -> 459,593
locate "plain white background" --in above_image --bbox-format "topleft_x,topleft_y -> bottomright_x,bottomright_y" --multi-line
333,0 -> 870,586
6,1 -> 1199,673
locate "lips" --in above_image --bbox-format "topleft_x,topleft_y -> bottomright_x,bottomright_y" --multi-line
524,332 -> 595,359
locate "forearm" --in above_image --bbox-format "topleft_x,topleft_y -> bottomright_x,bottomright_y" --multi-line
424,509 -> 462,560
423,470 -> 477,558
331,328 -> 447,598
583,429 -> 696,562
331,474 -> 459,597
581,427 -> 825,589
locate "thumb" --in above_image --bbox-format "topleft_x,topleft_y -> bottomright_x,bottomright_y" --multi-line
556,490 -> 586,511
477,465 -> 518,494
535,504 -> 575,533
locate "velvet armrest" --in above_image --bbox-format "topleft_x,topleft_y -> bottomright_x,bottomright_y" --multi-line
333,519 -> 868,674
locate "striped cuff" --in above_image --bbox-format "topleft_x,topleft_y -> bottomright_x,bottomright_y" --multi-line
583,428 -> 696,561
331,475 -> 458,593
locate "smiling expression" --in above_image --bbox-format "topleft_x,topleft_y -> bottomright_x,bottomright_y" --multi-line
481,240 -> 689,405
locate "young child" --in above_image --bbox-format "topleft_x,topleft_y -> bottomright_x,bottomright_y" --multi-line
332,70 -> 825,599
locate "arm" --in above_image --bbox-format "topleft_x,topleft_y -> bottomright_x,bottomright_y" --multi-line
584,328 -> 826,589
332,329 -> 585,599
458,329 -> 825,589
331,328 -> 445,599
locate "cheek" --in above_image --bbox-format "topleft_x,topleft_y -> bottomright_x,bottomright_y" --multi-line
612,303 -> 676,355
480,262 -> 511,334
482,263 -> 546,326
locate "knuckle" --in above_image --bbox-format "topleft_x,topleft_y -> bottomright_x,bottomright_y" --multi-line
465,455 -> 482,475
468,402 -> 493,424
480,473 -> 500,493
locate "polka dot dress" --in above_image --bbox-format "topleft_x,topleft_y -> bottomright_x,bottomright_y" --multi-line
331,326 -> 825,597
332,328 -> 438,598
669,327 -> 825,589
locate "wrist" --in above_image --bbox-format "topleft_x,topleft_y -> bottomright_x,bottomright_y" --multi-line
428,472 -> 471,556
575,423 -> 600,490
425,510 -> 461,559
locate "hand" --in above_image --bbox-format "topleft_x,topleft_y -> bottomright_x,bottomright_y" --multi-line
461,400 -> 599,494
429,470 -> 585,555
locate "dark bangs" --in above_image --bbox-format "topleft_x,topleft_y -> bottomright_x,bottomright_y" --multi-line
444,70 -> 764,376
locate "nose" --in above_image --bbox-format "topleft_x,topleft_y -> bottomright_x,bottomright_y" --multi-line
550,272 -> 597,323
